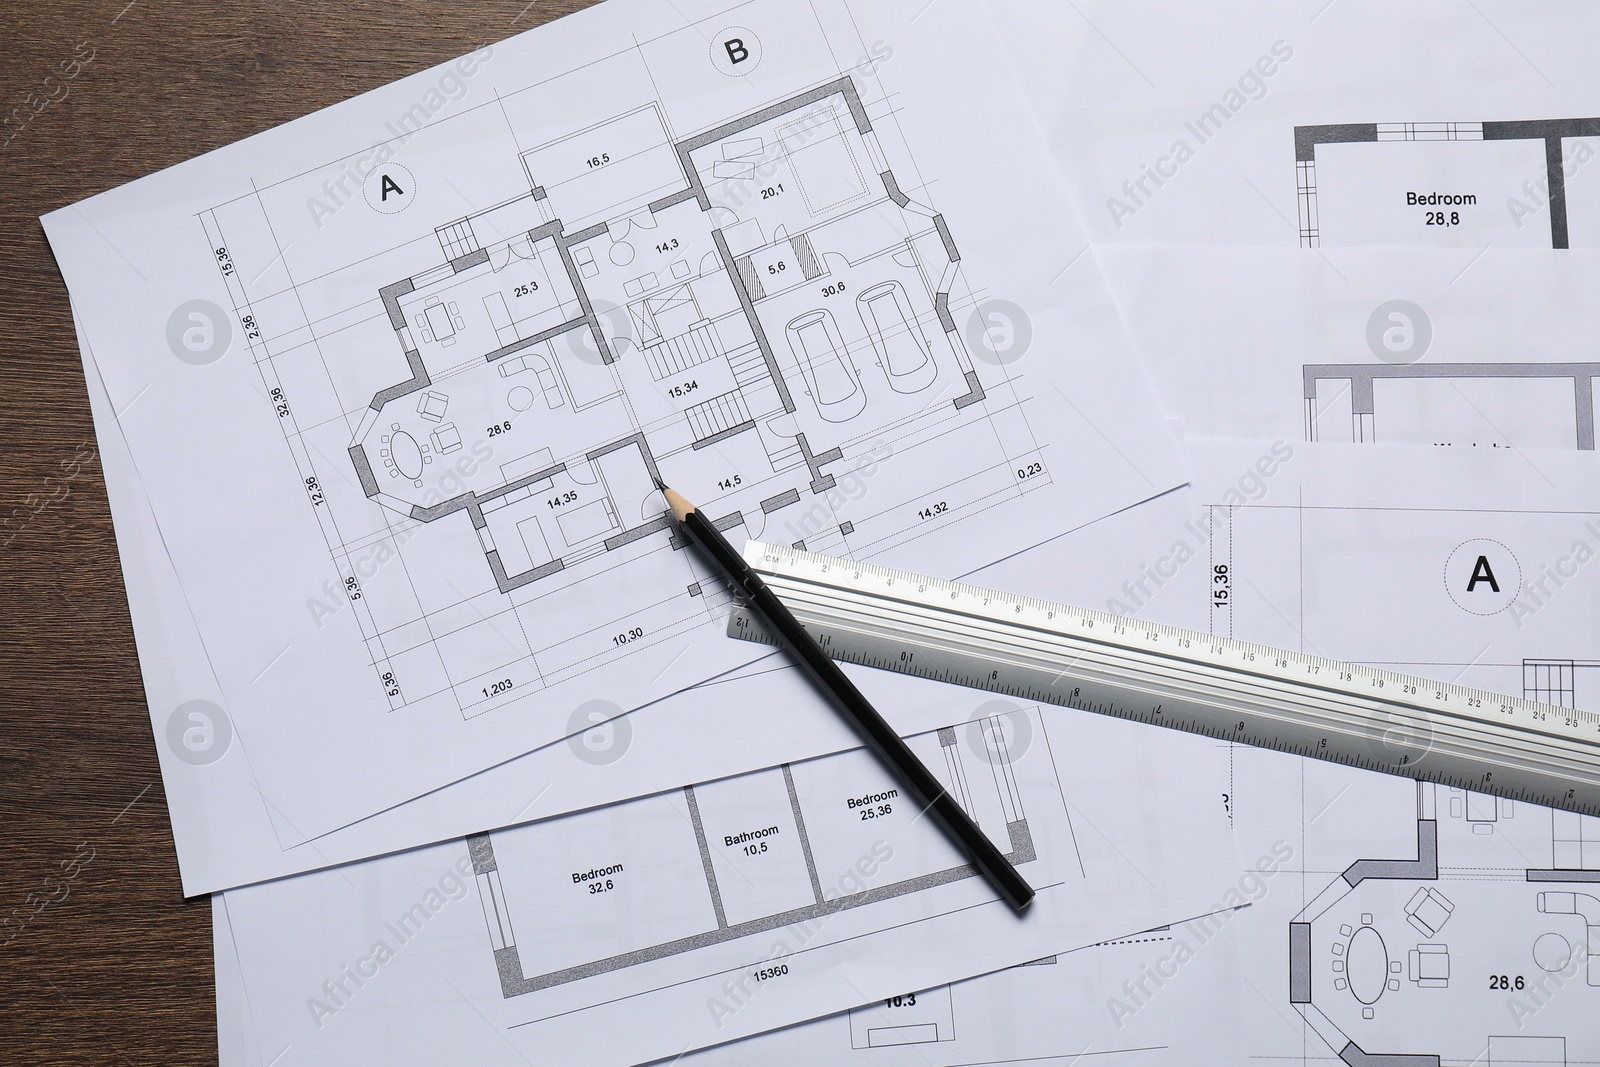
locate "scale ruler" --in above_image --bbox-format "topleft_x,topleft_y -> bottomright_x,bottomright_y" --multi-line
727,542 -> 1600,818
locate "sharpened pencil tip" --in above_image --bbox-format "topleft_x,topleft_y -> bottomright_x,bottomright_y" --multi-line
651,475 -> 667,492
661,485 -> 694,522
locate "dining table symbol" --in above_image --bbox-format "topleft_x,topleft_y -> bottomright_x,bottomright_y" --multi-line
1332,915 -> 1404,1018
380,422 -> 432,487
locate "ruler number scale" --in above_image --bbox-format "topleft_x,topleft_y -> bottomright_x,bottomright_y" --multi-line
728,543 -> 1600,818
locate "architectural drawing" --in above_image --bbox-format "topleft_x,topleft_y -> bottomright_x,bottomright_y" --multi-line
468,710 -> 1042,998
198,62 -> 1048,722
1181,442 -> 1600,1067
1295,119 -> 1600,248
1288,780 -> 1600,1066
1303,362 -> 1600,450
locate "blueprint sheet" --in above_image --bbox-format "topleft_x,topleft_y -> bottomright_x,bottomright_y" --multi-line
81,291 -> 1199,896
1095,245 -> 1600,450
215,672 -> 1236,1067
986,0 -> 1600,248
1136,438 -> 1600,1066
213,891 -> 1248,1067
42,0 -> 1187,849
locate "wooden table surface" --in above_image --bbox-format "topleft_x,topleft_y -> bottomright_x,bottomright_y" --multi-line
0,2 -> 592,1061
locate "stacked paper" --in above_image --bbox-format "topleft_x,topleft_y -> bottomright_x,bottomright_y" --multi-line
41,1 -> 1600,1065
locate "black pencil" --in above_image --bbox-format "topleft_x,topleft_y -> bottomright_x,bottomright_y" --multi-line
658,481 -> 1035,912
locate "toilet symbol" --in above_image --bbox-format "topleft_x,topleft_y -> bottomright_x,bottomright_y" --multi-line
364,163 -> 416,214
1443,538 -> 1521,615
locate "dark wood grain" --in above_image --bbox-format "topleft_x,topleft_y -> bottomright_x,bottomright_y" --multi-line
0,2 -> 594,1061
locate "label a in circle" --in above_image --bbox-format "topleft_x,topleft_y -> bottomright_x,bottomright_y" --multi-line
364,163 -> 416,214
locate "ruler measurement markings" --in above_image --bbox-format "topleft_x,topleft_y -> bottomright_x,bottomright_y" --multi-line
732,543 -> 1600,818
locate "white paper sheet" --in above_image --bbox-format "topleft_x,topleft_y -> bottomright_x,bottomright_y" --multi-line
81,286 -> 1199,896
218,670 -> 1236,1067
44,0 -> 1187,852
1095,245 -> 1600,449
215,895 -> 1247,1067
1150,438 -> 1600,1065
986,0 -> 1600,248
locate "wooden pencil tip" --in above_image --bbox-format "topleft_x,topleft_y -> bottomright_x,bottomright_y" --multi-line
661,484 -> 694,522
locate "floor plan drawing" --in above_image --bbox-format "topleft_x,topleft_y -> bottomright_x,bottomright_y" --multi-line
45,0 -> 1193,874
1303,361 -> 1600,450
1286,779 -> 1600,1066
1294,119 -> 1600,249
1172,441 -> 1600,1067
197,60 -> 1051,725
469,709 -> 1046,998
